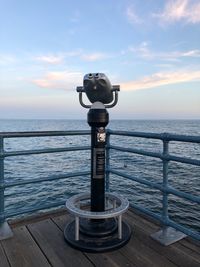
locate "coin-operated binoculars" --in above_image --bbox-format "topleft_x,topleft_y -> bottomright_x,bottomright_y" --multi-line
64,73 -> 131,252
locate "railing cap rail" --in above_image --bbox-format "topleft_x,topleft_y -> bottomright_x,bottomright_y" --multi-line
107,129 -> 200,143
0,130 -> 90,138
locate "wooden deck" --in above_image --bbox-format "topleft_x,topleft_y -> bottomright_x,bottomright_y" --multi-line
0,209 -> 199,267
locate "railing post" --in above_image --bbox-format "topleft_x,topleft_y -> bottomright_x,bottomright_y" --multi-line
105,130 -> 110,192
151,135 -> 186,245
0,137 -> 5,224
162,139 -> 169,223
0,137 -> 13,240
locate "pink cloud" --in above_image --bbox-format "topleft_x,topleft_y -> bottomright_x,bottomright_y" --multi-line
33,71 -> 83,90
121,70 -> 200,91
154,0 -> 200,24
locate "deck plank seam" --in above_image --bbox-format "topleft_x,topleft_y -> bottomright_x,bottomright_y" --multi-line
0,241 -> 12,267
129,225 -> 199,267
124,215 -> 185,267
83,253 -> 99,267
25,224 -> 53,267
175,243 -> 200,263
119,237 -> 178,267
49,217 -> 97,266
180,240 -> 200,254
127,212 -> 200,264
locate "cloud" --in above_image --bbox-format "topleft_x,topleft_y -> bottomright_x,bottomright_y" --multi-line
128,42 -> 200,61
126,5 -> 143,25
129,42 -> 153,59
80,52 -> 109,62
35,55 -> 64,64
32,71 -> 83,90
154,0 -> 200,24
0,54 -> 16,65
121,70 -> 200,91
34,50 -> 108,64
182,50 -> 200,57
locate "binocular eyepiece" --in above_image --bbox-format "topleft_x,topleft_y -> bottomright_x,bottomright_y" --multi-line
77,73 -> 120,108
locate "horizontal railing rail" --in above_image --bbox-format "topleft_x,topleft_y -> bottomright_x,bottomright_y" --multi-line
106,129 -> 200,242
108,145 -> 200,166
0,130 -> 90,226
0,130 -> 90,138
107,129 -> 200,143
3,146 -> 90,157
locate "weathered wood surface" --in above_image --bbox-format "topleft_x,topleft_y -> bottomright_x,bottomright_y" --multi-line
0,242 -> 10,267
0,209 -> 199,267
1,226 -> 50,267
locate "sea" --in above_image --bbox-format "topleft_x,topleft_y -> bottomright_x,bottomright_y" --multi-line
0,119 -> 199,233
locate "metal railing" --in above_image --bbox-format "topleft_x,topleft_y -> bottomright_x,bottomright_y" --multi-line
0,129 -> 200,242
106,129 -> 200,242
0,131 -> 90,224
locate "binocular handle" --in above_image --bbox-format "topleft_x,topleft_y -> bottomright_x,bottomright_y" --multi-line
77,85 -> 120,109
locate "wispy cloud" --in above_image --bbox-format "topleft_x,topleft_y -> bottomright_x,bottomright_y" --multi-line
80,52 -> 109,62
32,71 -> 83,90
35,55 -> 64,64
121,70 -> 200,91
129,42 -> 153,59
153,0 -> 200,24
0,54 -> 16,65
126,5 -> 143,25
34,50 -> 109,64
129,42 -> 200,61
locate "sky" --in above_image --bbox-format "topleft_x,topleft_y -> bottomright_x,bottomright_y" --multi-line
0,0 -> 200,119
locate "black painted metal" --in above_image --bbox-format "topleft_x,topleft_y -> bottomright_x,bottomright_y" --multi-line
64,220 -> 131,253
87,108 -> 108,212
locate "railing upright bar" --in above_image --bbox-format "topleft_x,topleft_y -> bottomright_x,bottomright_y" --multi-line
152,138 -> 187,245
0,137 -> 13,240
0,137 -> 5,224
162,139 -> 169,224
106,131 -> 110,192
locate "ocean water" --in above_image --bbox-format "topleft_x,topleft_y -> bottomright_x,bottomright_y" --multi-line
0,119 -> 199,233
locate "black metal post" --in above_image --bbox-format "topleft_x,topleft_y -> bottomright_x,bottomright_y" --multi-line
87,106 -> 108,212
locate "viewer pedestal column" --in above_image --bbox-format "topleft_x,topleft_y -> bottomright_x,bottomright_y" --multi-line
87,102 -> 108,212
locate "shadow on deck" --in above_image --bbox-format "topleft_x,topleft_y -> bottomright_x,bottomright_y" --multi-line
0,209 -> 199,267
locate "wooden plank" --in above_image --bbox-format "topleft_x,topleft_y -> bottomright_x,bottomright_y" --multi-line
120,235 -> 156,267
1,226 -> 50,267
175,242 -> 200,264
128,209 -> 200,254
127,210 -> 200,263
125,214 -> 200,267
180,238 -> 200,254
127,210 -> 159,232
0,242 -> 10,267
27,218 -> 93,267
120,228 -> 177,267
10,208 -> 67,228
52,214 -> 137,267
83,251 -> 136,267
123,212 -> 180,266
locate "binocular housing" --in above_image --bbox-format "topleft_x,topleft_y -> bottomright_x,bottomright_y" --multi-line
77,73 -> 120,108
83,73 -> 113,104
